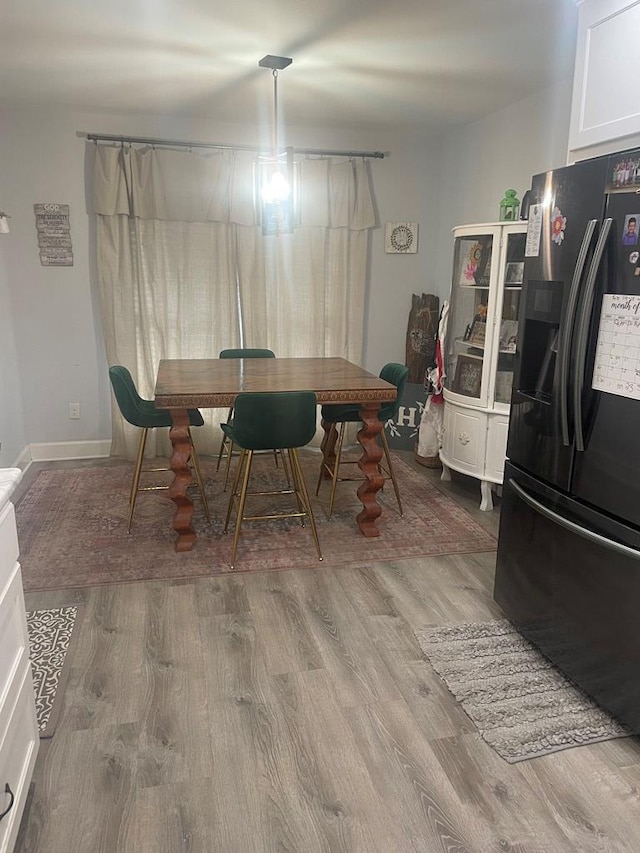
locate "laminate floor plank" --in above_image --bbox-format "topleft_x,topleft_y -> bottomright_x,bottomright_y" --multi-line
345,698 -> 484,852
243,570 -> 325,676
271,668 -> 408,853
427,732 -> 576,852
284,568 -> 402,709
519,747 -> 640,852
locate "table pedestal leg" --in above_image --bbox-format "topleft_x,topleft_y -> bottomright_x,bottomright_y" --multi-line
356,402 -> 385,537
169,408 -> 196,552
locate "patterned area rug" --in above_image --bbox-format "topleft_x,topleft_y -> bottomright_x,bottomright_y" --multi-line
415,619 -> 630,763
26,606 -> 79,738
15,453 -> 496,591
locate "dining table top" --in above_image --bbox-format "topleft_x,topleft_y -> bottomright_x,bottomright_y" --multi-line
155,357 -> 398,409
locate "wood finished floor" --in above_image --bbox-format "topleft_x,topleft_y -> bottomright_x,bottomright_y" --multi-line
14,454 -> 640,853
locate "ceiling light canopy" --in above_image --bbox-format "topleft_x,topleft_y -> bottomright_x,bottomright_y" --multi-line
258,55 -> 293,72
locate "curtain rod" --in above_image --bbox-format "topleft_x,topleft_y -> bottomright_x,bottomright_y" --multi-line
81,132 -> 386,160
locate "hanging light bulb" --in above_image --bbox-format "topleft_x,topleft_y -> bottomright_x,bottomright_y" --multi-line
262,163 -> 290,204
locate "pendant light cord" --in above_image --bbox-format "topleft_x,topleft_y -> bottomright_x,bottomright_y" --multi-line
272,69 -> 279,155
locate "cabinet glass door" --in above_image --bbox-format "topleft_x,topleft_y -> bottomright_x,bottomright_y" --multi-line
494,230 -> 525,405
446,233 -> 493,401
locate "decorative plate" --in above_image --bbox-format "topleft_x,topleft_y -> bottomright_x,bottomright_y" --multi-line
385,221 -> 418,254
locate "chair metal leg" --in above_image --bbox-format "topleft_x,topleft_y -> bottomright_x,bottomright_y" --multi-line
380,427 -> 403,516
229,449 -> 254,569
216,406 -> 234,472
327,422 -> 347,520
128,428 -> 148,532
188,429 -> 210,522
286,449 -> 305,523
223,438 -> 235,491
224,447 -> 246,532
290,448 -> 323,561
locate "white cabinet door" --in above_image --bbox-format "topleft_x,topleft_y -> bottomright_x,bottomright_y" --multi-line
485,417 -> 510,482
569,0 -> 640,154
442,405 -> 486,476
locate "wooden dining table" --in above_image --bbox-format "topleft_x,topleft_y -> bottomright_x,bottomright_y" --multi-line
155,357 -> 398,552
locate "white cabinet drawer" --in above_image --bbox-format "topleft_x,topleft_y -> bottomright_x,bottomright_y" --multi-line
0,507 -> 18,590
0,666 -> 38,853
0,565 -> 29,720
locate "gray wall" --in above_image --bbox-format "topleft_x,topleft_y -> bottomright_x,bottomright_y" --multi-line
0,237 -> 27,465
0,79 -> 572,466
434,78 -> 573,293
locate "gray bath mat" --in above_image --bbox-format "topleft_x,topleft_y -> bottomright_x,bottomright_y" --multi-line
415,619 -> 631,763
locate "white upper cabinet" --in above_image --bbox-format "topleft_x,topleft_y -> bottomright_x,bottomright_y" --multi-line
569,0 -> 640,158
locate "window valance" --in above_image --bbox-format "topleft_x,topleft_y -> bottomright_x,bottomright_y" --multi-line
90,144 -> 376,230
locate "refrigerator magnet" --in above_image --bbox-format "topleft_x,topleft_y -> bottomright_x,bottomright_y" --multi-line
551,207 -> 567,245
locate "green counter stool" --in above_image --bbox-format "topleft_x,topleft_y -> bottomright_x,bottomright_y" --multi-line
222,391 -> 322,569
216,348 -> 277,489
109,365 -> 210,531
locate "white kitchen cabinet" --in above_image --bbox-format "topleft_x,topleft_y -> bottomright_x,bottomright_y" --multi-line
569,0 -> 640,159
0,471 -> 38,853
440,222 -> 526,510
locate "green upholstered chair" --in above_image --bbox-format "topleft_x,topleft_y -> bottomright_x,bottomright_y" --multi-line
108,365 -> 210,531
222,391 -> 322,569
315,362 -> 409,520
215,348 -> 277,489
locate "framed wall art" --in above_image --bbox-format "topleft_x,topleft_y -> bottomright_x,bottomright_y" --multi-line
385,222 -> 418,254
452,355 -> 483,398
467,319 -> 487,347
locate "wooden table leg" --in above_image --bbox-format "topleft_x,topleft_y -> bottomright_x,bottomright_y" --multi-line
169,408 -> 196,552
355,402 -> 385,537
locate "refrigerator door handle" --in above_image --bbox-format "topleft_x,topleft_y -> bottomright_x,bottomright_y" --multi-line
558,219 -> 598,447
508,477 -> 640,561
572,217 -> 613,453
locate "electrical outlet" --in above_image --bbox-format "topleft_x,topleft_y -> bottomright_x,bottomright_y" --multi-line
68,402 -> 81,420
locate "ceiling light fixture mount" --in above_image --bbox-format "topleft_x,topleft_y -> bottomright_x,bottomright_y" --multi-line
258,55 -> 292,72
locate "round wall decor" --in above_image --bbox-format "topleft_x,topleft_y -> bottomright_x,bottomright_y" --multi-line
385,221 -> 418,254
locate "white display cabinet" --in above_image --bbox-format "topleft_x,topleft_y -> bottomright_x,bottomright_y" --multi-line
440,222 -> 527,510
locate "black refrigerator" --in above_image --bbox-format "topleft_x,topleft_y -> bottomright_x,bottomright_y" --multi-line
494,147 -> 640,731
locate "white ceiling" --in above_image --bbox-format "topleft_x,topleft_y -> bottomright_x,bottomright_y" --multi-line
0,0 -> 579,134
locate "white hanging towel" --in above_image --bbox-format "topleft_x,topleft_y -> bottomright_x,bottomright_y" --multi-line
417,301 -> 449,459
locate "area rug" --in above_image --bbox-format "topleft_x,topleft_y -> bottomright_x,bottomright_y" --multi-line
415,619 -> 630,763
26,606 -> 79,738
15,453 -> 496,591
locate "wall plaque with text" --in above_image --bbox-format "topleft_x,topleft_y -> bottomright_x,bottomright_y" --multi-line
34,203 -> 73,266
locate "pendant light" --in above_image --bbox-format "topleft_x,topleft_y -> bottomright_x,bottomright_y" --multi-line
258,55 -> 293,233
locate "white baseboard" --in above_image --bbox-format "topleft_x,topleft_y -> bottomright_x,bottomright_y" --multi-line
29,439 -> 112,462
11,445 -> 33,473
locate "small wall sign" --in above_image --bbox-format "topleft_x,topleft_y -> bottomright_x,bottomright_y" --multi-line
386,222 -> 418,254
34,203 -> 73,266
